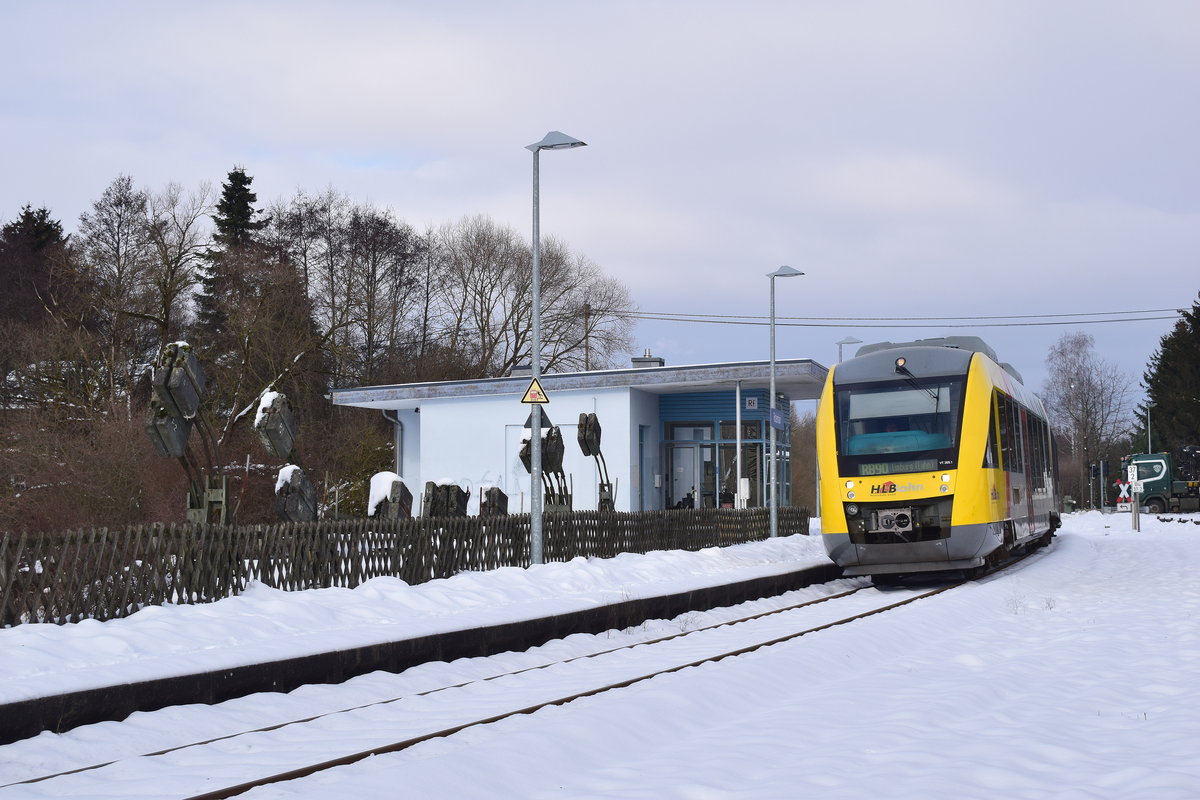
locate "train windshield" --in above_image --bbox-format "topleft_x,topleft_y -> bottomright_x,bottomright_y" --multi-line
834,378 -> 964,476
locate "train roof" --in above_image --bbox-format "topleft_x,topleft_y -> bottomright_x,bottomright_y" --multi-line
856,336 -> 997,361
854,337 -> 1024,383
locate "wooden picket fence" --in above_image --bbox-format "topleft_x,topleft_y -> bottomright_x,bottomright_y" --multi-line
0,507 -> 808,627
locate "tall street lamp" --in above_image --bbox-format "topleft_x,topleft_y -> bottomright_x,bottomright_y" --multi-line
767,265 -> 804,538
836,336 -> 862,363
526,131 -> 586,565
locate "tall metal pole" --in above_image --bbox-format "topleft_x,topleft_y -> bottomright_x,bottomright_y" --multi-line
735,380 -> 743,509
525,132 -> 586,565
769,275 -> 779,537
836,336 -> 861,364
766,266 -> 803,537
1146,406 -> 1151,453
530,147 -> 544,564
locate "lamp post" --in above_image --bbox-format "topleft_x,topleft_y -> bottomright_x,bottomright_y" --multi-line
767,265 -> 804,538
836,336 -> 862,363
526,131 -> 586,565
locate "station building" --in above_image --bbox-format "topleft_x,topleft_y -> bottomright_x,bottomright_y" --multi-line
329,353 -> 828,514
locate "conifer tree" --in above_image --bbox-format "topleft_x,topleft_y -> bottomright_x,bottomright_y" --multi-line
0,205 -> 69,326
1142,294 -> 1200,452
1,206 -> 72,409
190,168 -> 325,439
194,167 -> 268,343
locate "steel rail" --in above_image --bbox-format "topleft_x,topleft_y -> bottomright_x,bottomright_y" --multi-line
14,546 -> 1047,799
185,580 -> 965,800
3,584 -> 868,790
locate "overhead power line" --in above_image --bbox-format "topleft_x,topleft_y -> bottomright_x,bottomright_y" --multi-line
623,315 -> 1178,329
633,308 -> 1182,322
603,307 -> 1183,329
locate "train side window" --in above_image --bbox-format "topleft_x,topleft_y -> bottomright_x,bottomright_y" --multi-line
1013,406 -> 1025,474
1029,415 -> 1046,489
1039,416 -> 1050,487
997,394 -> 1012,472
983,391 -> 1000,468
995,393 -> 1027,474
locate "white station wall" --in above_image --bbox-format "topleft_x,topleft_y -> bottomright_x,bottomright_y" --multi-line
630,388 -> 663,511
391,408 -> 421,497
414,387 -> 644,514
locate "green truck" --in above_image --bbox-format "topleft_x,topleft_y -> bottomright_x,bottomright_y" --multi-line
1120,447 -> 1200,514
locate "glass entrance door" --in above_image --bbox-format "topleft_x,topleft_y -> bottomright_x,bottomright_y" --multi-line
669,444 -> 716,508
718,443 -> 763,507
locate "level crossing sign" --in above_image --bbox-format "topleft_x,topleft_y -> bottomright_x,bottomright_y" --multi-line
521,377 -> 549,404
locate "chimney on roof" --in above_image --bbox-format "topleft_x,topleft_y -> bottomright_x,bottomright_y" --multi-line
631,349 -> 665,368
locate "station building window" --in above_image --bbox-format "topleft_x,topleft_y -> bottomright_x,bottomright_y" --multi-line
663,416 -> 788,510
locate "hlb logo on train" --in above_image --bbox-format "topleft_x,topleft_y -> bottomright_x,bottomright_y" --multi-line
870,481 -> 924,494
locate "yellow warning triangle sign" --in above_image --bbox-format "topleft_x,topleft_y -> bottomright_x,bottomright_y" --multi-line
521,377 -> 549,404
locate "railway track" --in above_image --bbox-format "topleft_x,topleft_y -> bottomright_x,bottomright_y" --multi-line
1,551 -> 1042,799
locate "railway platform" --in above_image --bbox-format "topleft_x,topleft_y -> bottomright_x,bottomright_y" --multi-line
0,561 -> 840,744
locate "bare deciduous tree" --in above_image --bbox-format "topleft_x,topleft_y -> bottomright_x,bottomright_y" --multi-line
789,408 -> 817,512
267,191 -> 425,387
538,242 -> 634,374
1041,331 -> 1134,505
345,205 -> 422,385
145,182 -> 213,347
431,217 -> 635,378
76,175 -> 158,416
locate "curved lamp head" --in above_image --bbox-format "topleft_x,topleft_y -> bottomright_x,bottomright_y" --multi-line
767,265 -> 804,279
527,131 -> 587,152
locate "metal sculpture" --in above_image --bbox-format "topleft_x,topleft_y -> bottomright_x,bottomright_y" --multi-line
254,391 -> 297,461
142,342 -> 226,524
578,412 -> 614,511
275,465 -> 317,522
520,426 -> 572,512
255,390 -> 322,522
143,342 -> 318,524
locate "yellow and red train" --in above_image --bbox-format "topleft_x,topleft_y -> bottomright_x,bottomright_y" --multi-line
817,337 -> 1059,581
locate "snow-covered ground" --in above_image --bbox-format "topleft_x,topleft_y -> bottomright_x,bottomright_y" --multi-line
2,511 -> 1198,799
0,533 -> 827,706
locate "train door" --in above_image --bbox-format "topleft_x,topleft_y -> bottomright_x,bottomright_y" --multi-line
1017,407 -> 1036,539
996,392 -> 1033,543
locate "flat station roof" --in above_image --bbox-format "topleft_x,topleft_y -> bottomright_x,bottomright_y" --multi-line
329,358 -> 830,411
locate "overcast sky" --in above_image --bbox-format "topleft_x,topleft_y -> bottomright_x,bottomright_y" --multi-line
3,1 -> 1197,401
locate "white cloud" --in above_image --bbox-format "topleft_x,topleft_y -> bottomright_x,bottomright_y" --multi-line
801,153 -> 1015,216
